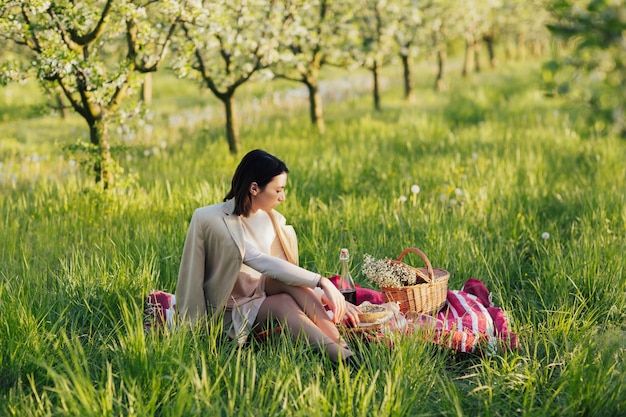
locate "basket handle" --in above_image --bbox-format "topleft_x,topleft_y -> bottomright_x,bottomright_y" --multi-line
397,248 -> 434,283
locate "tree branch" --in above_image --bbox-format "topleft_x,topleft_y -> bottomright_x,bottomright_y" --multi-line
215,33 -> 232,74
45,7 -> 82,53
68,0 -> 113,46
182,23 -> 223,99
107,71 -> 131,113
135,20 -> 178,72
126,19 -> 138,63
20,5 -> 42,52
57,77 -> 88,120
273,73 -> 306,83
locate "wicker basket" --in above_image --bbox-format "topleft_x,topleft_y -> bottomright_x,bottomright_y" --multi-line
381,248 -> 449,315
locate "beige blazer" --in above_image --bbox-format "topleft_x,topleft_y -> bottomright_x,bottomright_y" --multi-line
175,198 -> 313,324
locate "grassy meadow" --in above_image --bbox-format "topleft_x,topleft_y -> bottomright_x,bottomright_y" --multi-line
1,60 -> 625,416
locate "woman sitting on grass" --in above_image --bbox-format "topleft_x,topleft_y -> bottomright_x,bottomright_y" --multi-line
176,149 -> 360,366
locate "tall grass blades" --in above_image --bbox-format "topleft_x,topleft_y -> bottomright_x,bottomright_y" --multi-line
1,61 -> 625,416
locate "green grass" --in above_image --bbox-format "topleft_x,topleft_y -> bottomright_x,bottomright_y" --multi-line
1,60 -> 625,416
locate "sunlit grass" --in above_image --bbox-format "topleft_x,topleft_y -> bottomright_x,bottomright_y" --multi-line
1,59 -> 625,416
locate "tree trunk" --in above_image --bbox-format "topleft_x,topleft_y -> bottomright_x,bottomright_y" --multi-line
141,72 -> 152,105
532,39 -> 543,57
400,53 -> 414,102
474,39 -> 481,73
517,33 -> 527,61
462,33 -> 475,77
89,119 -> 114,189
435,47 -> 446,91
305,79 -> 325,134
222,93 -> 240,154
372,60 -> 381,111
483,34 -> 497,68
504,39 -> 513,61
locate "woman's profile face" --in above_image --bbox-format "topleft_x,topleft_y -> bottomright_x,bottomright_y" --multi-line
250,172 -> 287,213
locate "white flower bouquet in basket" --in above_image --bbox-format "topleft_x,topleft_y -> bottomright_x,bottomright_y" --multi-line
361,254 -> 421,288
361,248 -> 450,315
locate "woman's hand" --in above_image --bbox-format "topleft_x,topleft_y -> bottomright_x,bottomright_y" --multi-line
344,302 -> 362,327
319,277 -> 348,324
320,292 -> 361,326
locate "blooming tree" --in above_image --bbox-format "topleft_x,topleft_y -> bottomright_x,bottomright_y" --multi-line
393,0 -> 422,102
352,0 -> 402,111
175,0 -> 289,154
415,0 -> 460,91
490,0 -> 550,62
0,0 -> 182,188
271,0 -> 358,134
457,0 -> 497,77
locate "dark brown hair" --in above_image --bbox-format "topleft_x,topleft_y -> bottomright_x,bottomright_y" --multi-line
224,149 -> 289,216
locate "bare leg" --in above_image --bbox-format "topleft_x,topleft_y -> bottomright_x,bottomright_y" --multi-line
254,292 -> 353,363
264,277 -> 347,348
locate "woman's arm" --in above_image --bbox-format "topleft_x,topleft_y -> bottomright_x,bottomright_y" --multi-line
243,240 -> 320,287
243,241 -> 349,323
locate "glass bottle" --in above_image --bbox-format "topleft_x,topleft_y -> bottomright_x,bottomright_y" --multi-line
338,248 -> 357,304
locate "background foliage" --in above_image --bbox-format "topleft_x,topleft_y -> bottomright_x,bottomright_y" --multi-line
544,0 -> 626,137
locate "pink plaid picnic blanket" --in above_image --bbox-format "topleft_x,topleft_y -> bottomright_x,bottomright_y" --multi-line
424,278 -> 519,354
145,279 -> 518,354
144,290 -> 177,333
351,278 -> 519,354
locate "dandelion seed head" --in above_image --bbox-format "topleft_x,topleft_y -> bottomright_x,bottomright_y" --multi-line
411,184 -> 420,194
398,195 -> 407,203
541,232 -> 550,240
